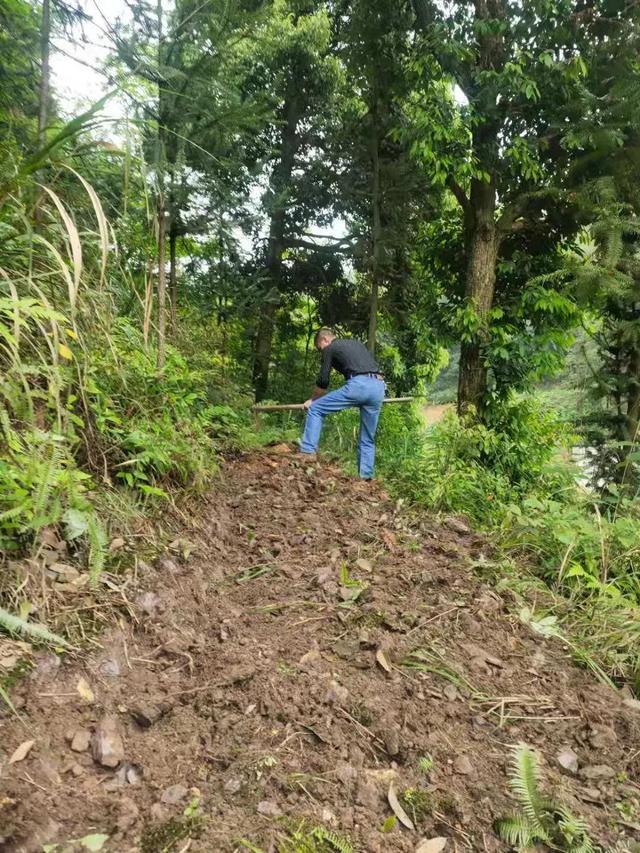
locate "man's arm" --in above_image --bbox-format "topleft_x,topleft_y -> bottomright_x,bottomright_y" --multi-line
303,347 -> 332,409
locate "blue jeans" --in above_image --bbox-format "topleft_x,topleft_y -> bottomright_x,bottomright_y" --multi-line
300,375 -> 385,478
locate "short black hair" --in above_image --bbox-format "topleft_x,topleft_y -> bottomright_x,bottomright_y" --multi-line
314,327 -> 335,347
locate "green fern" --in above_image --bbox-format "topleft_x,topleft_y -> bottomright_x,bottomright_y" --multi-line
278,824 -> 354,853
496,745 -> 598,853
86,512 -> 107,587
0,606 -> 70,648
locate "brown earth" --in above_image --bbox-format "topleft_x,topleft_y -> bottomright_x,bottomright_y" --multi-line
1,452 -> 640,852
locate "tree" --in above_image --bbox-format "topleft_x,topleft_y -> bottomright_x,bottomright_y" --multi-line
410,0 -> 637,416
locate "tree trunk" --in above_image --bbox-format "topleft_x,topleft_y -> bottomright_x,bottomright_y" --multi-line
169,222 -> 178,334
38,0 -> 51,147
368,119 -> 382,354
252,85 -> 301,401
457,178 -> 499,415
156,192 -> 167,370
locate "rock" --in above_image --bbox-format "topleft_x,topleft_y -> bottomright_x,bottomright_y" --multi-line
325,680 -> 349,705
580,764 -> 616,781
91,716 -> 125,768
589,725 -> 617,749
557,748 -> 579,775
443,684 -> 459,702
383,728 -> 400,757
224,777 -> 242,794
136,591 -> 162,615
70,729 -> 92,753
116,796 -> 140,831
257,800 -> 283,818
98,657 -> 121,678
129,701 -> 163,728
444,516 -> 471,536
580,787 -> 602,802
416,840 -> 448,853
161,783 -> 189,805
453,755 -> 475,776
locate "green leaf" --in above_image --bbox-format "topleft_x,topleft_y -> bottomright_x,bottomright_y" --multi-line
78,834 -> 110,851
63,508 -> 89,540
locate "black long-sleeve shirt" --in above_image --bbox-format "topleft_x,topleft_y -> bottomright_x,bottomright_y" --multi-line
316,338 -> 380,389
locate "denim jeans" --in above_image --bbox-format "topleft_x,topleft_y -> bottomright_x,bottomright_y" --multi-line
299,375 -> 385,478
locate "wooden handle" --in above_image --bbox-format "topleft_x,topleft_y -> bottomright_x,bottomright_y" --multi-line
253,396 -> 416,413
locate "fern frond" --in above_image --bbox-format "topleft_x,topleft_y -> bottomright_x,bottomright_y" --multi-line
87,512 -> 107,587
555,807 -> 596,853
0,606 -> 70,648
508,744 -> 550,839
494,813 -> 537,849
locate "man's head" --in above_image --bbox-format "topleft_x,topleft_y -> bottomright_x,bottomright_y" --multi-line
314,327 -> 336,351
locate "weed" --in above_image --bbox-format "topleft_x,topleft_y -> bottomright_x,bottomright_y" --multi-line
495,744 -> 595,852
399,788 -> 433,827
417,754 -> 434,775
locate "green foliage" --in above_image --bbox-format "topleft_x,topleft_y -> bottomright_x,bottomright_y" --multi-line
0,607 -> 70,648
495,745 -> 595,852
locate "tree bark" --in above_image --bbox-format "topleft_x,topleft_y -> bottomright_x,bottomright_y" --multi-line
38,0 -> 51,147
156,192 -> 167,370
253,86 -> 301,401
368,118 -> 382,354
457,177 -> 499,415
169,221 -> 178,334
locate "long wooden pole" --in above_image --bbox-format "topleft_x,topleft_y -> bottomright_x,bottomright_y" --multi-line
253,397 -> 416,413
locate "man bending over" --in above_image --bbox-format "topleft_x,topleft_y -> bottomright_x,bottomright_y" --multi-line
299,328 -> 385,479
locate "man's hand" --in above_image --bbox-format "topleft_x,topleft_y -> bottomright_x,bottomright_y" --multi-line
303,398 -> 313,410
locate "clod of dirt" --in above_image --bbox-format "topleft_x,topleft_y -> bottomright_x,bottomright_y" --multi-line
557,747 -> 579,775
589,725 -> 617,749
580,764 -> 616,781
91,715 -> 125,768
453,755 -> 475,776
70,729 -> 92,753
443,684 -> 459,702
256,800 -> 283,818
116,796 -> 140,831
129,700 -> 164,728
161,783 -> 189,805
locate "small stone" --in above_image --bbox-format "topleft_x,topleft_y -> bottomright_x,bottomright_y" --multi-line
580,787 -> 601,801
257,800 -> 283,818
224,778 -> 242,794
443,684 -> 459,702
129,701 -> 163,728
98,657 -> 121,678
557,748 -> 579,775
70,729 -> 91,753
384,729 -> 400,757
580,764 -> 616,781
589,725 -> 617,749
161,783 -> 189,805
91,715 -> 125,768
453,755 -> 474,776
325,680 -> 349,705
70,762 -> 84,777
444,516 -> 471,535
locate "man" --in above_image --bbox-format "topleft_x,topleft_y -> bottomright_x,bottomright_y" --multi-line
299,328 -> 385,479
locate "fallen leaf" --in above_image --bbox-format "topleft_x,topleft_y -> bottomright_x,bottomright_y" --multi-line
76,677 -> 95,703
382,530 -> 397,551
376,648 -> 392,673
58,343 -> 73,360
388,782 -> 414,830
9,740 -> 35,764
415,839 -> 448,853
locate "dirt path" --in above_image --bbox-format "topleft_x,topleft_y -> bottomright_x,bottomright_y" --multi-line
1,453 -> 639,852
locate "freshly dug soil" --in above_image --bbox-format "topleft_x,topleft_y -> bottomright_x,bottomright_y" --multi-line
1,452 -> 639,852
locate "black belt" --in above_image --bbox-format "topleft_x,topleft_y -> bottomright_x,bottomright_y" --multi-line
348,371 -> 384,379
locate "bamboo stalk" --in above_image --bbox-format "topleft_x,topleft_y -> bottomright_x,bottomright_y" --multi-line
253,397 -> 416,413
